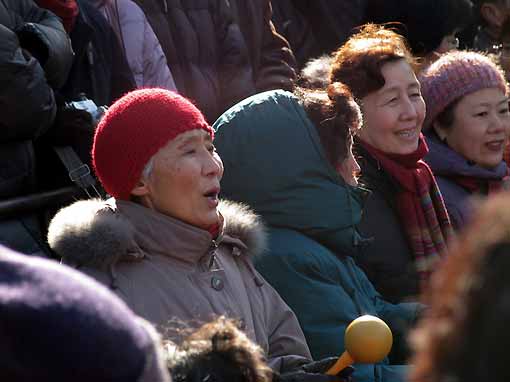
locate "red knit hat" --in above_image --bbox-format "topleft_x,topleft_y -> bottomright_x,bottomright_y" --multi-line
92,89 -> 214,200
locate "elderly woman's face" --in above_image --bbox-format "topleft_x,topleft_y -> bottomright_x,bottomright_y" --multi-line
436,88 -> 510,169
359,59 -> 426,154
133,129 -> 224,230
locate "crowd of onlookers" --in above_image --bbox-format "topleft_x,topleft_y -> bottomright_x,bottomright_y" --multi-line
3,0 -> 510,381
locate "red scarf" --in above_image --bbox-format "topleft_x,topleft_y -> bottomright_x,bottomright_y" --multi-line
35,0 -> 79,33
208,223 -> 220,239
452,175 -> 507,195
360,135 -> 454,287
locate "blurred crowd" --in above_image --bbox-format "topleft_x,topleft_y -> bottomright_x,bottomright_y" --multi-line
2,0 -> 510,381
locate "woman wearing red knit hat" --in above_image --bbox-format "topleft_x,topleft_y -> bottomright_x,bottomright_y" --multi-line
46,88 -> 352,382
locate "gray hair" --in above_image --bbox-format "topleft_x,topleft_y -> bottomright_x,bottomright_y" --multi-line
141,156 -> 155,181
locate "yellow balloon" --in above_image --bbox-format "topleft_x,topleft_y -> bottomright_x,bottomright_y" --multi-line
344,315 -> 393,363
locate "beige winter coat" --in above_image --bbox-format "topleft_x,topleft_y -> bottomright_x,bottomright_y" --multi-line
48,199 -> 312,372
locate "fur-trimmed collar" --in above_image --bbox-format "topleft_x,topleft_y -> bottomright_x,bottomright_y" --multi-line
47,199 -> 267,270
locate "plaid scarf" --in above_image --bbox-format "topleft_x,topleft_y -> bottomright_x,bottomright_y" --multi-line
361,135 -> 454,286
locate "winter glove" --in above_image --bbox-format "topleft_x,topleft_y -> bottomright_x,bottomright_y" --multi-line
274,358 -> 354,382
15,23 -> 49,65
55,105 -> 95,164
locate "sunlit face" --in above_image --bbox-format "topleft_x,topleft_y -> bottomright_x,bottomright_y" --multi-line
132,129 -> 224,230
360,59 -> 426,155
434,87 -> 510,169
337,136 -> 361,187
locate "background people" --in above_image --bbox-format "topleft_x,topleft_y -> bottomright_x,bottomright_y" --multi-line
0,0 -> 73,256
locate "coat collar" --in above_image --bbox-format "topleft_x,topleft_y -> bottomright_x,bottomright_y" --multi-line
47,198 -> 267,269
116,200 -> 222,264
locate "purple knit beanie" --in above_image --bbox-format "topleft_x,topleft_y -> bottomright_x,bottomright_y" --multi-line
419,51 -> 509,129
0,244 -> 171,382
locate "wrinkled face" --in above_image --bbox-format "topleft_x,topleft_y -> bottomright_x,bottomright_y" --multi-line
360,59 -> 426,155
337,136 -> 361,187
435,87 -> 510,169
132,129 -> 224,230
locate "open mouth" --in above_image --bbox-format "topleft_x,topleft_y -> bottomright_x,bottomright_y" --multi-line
395,128 -> 417,140
486,139 -> 505,152
204,188 -> 220,207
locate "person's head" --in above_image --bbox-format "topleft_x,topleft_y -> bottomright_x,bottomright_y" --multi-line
93,88 -> 223,230
0,244 -> 170,382
411,193 -> 510,382
165,317 -> 272,382
297,55 -> 333,90
366,0 -> 473,56
296,82 -> 362,186
420,51 -> 510,169
330,24 -> 426,155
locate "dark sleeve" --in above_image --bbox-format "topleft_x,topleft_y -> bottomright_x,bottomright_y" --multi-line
108,24 -> 136,104
254,1 -> 296,92
213,0 -> 256,113
15,0 -> 73,89
361,265 -> 425,364
0,24 -> 56,142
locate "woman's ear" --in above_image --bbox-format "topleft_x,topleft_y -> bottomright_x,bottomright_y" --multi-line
481,3 -> 507,29
130,179 -> 150,197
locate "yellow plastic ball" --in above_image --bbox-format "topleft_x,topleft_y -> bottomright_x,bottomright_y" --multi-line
344,315 -> 393,363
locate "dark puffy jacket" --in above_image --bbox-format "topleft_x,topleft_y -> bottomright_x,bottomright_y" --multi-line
0,0 -> 72,150
355,143 -> 420,304
0,0 -> 73,254
130,0 -> 256,122
60,0 -> 135,106
229,0 -> 296,92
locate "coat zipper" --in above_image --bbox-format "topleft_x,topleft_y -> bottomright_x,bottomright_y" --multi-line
207,239 -> 219,270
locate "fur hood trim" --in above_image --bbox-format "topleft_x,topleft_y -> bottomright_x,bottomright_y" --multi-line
47,199 -> 267,268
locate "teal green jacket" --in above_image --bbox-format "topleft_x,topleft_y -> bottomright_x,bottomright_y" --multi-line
213,90 -> 422,382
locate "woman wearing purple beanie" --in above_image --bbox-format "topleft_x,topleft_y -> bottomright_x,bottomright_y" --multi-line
420,51 -> 510,231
